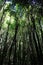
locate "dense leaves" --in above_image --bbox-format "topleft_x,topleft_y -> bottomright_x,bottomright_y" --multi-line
0,0 -> 43,65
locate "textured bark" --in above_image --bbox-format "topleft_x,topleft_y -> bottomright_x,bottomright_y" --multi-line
0,0 -> 5,30
31,15 -> 43,65
18,40 -> 21,65
0,24 -> 9,65
28,25 -> 37,65
22,35 -> 26,65
38,17 -> 43,43
7,16 -> 19,65
13,22 -> 19,65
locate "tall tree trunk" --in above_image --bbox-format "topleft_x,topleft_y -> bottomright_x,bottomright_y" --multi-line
38,17 -> 43,43
28,24 -> 37,65
0,0 -> 5,30
13,22 -> 19,65
31,15 -> 43,65
22,35 -> 26,65
0,23 -> 9,65
8,16 -> 19,65
18,40 -> 21,65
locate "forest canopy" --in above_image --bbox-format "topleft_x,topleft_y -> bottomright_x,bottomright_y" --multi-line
0,0 -> 43,65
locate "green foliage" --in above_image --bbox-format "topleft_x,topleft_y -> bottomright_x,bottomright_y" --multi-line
0,1 -> 43,65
